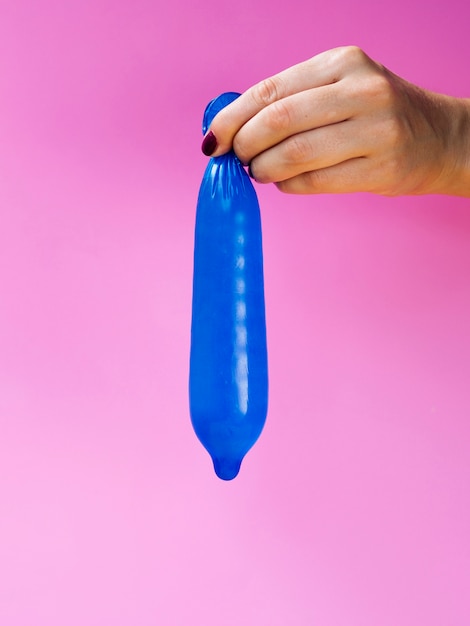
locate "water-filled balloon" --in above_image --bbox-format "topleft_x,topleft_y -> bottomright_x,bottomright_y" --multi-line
189,92 -> 268,480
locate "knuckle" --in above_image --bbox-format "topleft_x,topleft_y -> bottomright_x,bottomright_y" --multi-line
378,154 -> 406,194
251,76 -> 283,108
277,168 -> 334,194
263,100 -> 292,133
338,45 -> 368,69
283,136 -> 311,164
305,168 -> 330,191
383,116 -> 404,149
365,74 -> 396,107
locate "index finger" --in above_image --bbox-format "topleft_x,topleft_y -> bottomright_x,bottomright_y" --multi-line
201,46 -> 365,157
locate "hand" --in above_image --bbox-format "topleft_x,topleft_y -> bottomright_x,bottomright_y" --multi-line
202,46 -> 470,197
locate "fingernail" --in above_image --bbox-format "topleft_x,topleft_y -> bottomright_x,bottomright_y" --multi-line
201,131 -> 217,156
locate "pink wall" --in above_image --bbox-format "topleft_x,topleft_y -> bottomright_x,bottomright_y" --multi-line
1,0 -> 469,624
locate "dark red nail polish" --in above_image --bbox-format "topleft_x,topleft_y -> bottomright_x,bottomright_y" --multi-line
201,131 -> 217,156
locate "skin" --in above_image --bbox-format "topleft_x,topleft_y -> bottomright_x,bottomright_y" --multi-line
203,46 -> 470,197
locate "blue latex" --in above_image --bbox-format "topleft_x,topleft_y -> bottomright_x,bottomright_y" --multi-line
189,92 -> 268,481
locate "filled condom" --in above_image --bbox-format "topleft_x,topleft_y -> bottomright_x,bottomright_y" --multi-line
189,92 -> 268,480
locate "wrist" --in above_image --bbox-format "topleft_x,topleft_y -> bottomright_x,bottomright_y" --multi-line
433,95 -> 470,197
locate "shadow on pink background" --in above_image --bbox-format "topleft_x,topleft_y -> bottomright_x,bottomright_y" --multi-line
0,0 -> 469,624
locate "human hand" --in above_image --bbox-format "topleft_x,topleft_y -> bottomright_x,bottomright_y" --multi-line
202,46 -> 470,197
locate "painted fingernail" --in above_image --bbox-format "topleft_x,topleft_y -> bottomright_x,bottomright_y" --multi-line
201,131 -> 217,156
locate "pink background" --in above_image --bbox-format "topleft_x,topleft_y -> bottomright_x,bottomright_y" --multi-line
1,0 -> 469,624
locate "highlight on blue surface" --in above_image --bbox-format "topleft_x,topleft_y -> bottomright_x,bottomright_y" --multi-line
189,93 -> 269,481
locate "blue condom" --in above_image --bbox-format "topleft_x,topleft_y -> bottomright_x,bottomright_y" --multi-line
189,92 -> 268,481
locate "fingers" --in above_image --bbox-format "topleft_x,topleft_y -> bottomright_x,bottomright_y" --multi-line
248,118 -> 373,184
233,82 -> 358,165
202,46 -> 370,157
199,46 -> 418,196
275,157 -> 377,195
199,46 -> 465,196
